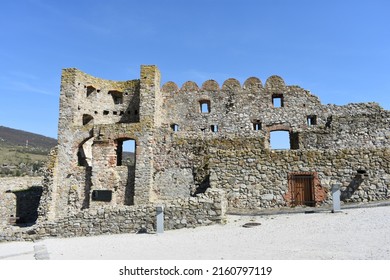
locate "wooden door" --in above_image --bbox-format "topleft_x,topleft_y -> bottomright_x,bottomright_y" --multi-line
289,174 -> 315,206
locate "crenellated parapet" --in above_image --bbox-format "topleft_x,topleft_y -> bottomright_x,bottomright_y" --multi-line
161,76 -> 267,93
160,75 -> 292,93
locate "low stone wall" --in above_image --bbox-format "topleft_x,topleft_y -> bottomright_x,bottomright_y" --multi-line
0,188 -> 226,242
0,177 -> 42,226
209,147 -> 390,209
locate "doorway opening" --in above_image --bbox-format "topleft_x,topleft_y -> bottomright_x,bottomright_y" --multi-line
288,173 -> 315,206
116,138 -> 136,205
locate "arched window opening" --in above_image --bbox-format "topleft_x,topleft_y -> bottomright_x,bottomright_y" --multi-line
116,139 -> 136,166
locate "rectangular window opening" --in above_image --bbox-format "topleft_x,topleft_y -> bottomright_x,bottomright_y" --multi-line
272,94 -> 284,108
86,85 -> 96,97
116,139 -> 136,166
171,124 -> 179,132
211,124 -> 218,132
109,90 -> 123,104
200,100 -> 211,113
253,121 -> 262,131
307,115 -> 317,126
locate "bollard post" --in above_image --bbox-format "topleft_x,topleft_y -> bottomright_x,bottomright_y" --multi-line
331,184 -> 341,213
156,205 -> 164,234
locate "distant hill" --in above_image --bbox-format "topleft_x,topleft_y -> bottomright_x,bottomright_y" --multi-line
0,126 -> 57,177
0,126 -> 57,150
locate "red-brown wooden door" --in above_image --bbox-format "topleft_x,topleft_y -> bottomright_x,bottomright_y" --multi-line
289,174 -> 315,206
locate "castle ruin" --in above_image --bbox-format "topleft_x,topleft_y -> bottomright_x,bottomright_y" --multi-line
1,65 -> 389,240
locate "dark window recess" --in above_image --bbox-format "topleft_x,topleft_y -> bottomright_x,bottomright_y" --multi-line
12,187 -> 43,225
290,132 -> 300,150
253,121 -> 262,131
171,124 -> 179,132
103,110 -> 109,115
86,85 -> 96,97
325,115 -> 333,128
77,148 -> 87,166
134,110 -> 138,115
200,100 -> 211,113
119,111 -> 124,116
211,124 -> 218,132
272,94 -> 284,107
307,115 -> 317,126
82,114 -> 93,125
91,190 -> 112,202
109,90 -> 123,104
113,111 -> 118,115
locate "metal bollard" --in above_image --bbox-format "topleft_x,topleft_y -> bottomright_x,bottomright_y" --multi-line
156,205 -> 164,234
331,184 -> 341,213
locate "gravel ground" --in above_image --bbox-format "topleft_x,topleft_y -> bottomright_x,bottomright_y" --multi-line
1,205 -> 390,260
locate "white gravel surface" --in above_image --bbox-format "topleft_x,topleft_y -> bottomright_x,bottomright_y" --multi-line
1,206 -> 390,260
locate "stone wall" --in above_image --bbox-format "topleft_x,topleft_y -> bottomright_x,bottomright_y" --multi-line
300,109 -> 390,150
153,134 -> 390,209
160,80 -> 389,151
0,176 -> 42,226
209,145 -> 390,209
0,188 -> 226,242
19,65 -> 388,242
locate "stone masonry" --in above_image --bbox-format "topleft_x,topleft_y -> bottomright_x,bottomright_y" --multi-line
1,65 -> 389,241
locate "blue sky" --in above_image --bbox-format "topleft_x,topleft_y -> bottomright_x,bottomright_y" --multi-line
0,0 -> 389,138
